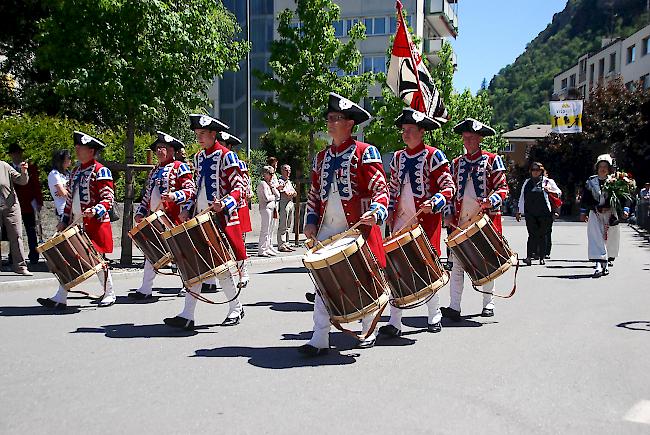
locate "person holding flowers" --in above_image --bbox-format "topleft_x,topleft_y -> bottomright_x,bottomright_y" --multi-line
579,154 -> 635,278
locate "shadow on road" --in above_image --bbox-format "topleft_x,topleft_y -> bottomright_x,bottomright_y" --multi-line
260,267 -> 308,274
544,265 -> 594,269
616,321 -> 650,332
244,301 -> 313,312
71,323 -> 207,338
537,273 -> 594,279
0,305 -> 81,316
192,345 -> 358,369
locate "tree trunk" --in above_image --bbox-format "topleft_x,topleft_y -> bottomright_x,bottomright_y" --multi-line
120,115 -> 136,265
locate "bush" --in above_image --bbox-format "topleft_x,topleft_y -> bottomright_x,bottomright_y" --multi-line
0,113 -> 155,201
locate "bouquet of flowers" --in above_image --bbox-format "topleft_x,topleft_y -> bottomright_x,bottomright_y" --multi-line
602,171 -> 636,216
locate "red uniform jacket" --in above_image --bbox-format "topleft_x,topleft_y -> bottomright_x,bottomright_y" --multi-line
135,160 -> 194,225
449,150 -> 508,234
184,142 -> 247,260
388,142 -> 455,255
62,160 -> 115,254
306,137 -> 389,267
13,163 -> 44,214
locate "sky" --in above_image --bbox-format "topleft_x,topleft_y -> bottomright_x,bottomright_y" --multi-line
451,0 -> 569,94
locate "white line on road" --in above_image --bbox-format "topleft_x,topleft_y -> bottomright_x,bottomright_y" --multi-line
624,400 -> 650,425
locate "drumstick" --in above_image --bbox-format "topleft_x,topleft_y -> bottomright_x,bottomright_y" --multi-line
53,215 -> 84,237
392,205 -> 429,235
348,208 -> 379,232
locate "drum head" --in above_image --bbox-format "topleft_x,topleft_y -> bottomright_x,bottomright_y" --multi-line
303,231 -> 363,270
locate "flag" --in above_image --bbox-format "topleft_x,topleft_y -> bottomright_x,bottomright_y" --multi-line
386,0 -> 448,124
550,100 -> 583,133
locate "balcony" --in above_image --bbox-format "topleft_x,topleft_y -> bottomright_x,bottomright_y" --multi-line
425,0 -> 458,38
423,38 -> 457,69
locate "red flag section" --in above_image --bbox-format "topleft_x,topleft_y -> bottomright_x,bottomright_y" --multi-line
387,0 -> 448,123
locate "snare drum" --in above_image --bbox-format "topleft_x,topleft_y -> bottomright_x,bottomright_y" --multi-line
446,214 -> 517,286
163,212 -> 234,288
383,224 -> 449,308
303,229 -> 390,324
128,210 -> 174,270
37,226 -> 106,290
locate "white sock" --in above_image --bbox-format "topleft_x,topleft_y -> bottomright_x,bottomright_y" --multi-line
179,283 -> 201,320
51,285 -> 67,304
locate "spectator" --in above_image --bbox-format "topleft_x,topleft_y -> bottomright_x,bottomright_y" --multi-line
640,182 -> 650,202
257,165 -> 279,257
48,149 -> 72,219
266,156 -> 280,254
277,164 -> 297,252
516,162 -> 561,265
0,159 -> 32,275
544,169 -> 562,258
8,143 -> 44,264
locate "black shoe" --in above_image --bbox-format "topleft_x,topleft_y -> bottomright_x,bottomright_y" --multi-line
201,283 -> 219,293
357,337 -> 376,349
297,344 -> 329,357
128,291 -> 152,300
540,259 -> 545,265
602,268 -> 610,276
305,292 -> 315,303
544,255 -> 551,259
523,258 -> 532,266
37,297 -> 67,310
481,308 -> 494,317
164,316 -> 195,330
608,259 -> 614,267
222,309 -> 244,326
440,307 -> 461,322
29,258 -> 39,265
177,288 -> 186,297
427,322 -> 442,333
378,324 -> 401,337
592,270 -> 603,278
444,261 -> 453,271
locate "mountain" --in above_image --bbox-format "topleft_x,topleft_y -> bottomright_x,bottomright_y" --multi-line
488,0 -> 649,130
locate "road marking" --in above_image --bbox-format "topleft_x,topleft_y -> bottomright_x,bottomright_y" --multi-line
624,400 -> 650,425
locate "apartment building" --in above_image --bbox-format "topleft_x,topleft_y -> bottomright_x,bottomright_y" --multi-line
212,0 -> 459,151
553,23 -> 650,100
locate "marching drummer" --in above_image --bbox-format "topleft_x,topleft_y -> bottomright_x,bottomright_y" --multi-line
163,114 -> 247,330
129,132 -> 195,300
37,131 -> 116,309
441,118 -> 508,321
378,108 -> 455,338
298,92 -> 389,356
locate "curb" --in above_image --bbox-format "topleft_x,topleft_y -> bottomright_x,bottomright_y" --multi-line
0,253 -> 304,291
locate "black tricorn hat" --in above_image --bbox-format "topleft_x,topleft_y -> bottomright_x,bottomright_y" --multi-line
150,131 -> 184,151
323,92 -> 372,125
395,108 -> 441,131
7,143 -> 24,154
189,114 -> 229,132
218,131 -> 242,147
452,118 -> 496,137
73,131 -> 107,149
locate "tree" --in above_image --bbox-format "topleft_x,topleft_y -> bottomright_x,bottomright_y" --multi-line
253,0 -> 376,160
36,0 -> 249,263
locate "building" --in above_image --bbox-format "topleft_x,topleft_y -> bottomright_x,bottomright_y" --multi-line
553,23 -> 650,100
212,0 -> 459,152
502,124 -> 552,168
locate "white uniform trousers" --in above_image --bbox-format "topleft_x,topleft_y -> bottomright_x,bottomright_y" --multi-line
51,268 -> 115,304
177,265 -> 242,321
137,259 -> 156,295
388,293 -> 442,329
449,255 -> 494,312
587,210 -> 620,261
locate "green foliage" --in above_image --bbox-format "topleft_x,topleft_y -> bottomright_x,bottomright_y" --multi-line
488,0 -> 649,130
36,0 -> 249,135
0,113 -> 154,200
247,148 -> 268,203
253,0 -> 376,156
259,129 -> 327,179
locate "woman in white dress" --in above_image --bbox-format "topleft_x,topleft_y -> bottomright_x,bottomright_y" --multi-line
47,149 -> 72,220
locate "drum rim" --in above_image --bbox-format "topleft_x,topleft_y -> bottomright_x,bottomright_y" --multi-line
471,254 -> 517,286
163,212 -> 212,239
184,260 -> 236,288
62,262 -> 106,290
383,223 -> 423,252
329,291 -> 390,324
37,225 -> 82,253
391,272 -> 449,307
152,253 -> 174,270
445,213 -> 490,248
129,209 -> 168,236
303,229 -> 364,270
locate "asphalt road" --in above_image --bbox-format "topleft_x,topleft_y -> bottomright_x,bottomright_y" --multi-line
1,219 -> 649,434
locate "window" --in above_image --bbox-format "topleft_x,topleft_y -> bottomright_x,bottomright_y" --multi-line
569,74 -> 576,88
598,58 -> 605,79
561,78 -> 568,89
346,19 -> 359,35
627,45 -> 636,64
589,63 -> 595,87
502,143 -> 513,153
333,20 -> 343,37
643,37 -> 649,56
363,56 -> 387,74
609,52 -> 616,72
364,18 -> 373,35
374,17 -> 386,34
389,16 -> 397,33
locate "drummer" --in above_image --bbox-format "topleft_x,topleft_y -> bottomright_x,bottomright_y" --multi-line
298,92 -> 389,357
129,131 -> 195,300
441,118 -> 508,321
378,108 -> 455,338
163,114 -> 247,330
37,131 -> 116,309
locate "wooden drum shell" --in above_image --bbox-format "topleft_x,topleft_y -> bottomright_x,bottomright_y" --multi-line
128,210 -> 174,270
